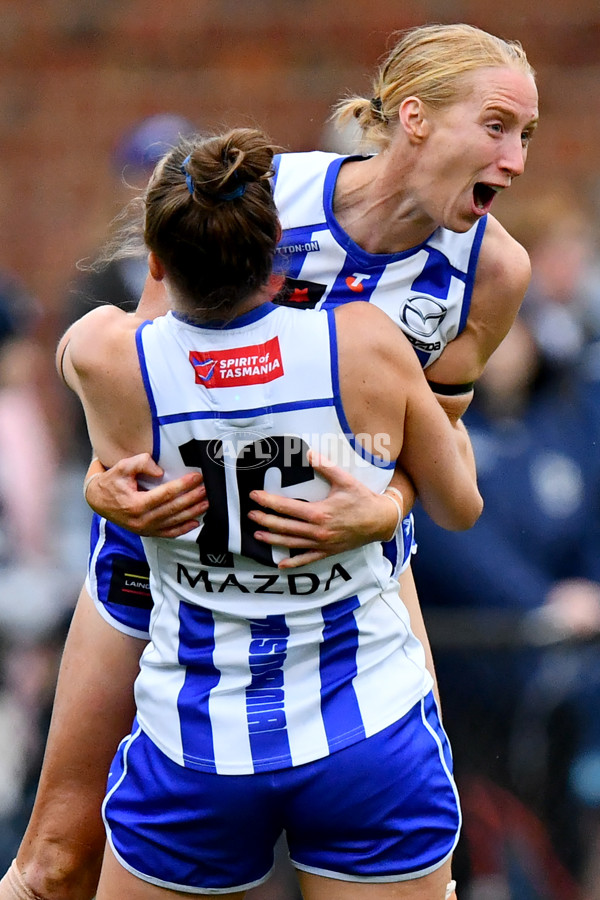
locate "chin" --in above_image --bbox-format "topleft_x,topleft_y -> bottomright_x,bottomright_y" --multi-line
444,215 -> 477,234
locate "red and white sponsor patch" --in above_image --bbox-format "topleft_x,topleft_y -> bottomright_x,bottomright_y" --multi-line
189,336 -> 284,387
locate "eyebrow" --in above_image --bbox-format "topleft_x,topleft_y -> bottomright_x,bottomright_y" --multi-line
485,105 -> 539,131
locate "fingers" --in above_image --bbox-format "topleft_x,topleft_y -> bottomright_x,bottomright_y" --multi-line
130,494 -> 208,535
252,529 -> 324,550
139,477 -> 206,513
110,455 -> 206,501
248,507 -> 325,538
305,449 -> 357,487
249,491 -> 321,523
151,519 -> 202,538
277,550 -> 329,569
111,452 -> 164,479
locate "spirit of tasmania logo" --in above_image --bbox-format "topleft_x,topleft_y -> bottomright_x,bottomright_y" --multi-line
189,336 -> 284,388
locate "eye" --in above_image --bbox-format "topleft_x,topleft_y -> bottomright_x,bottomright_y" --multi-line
487,122 -> 503,135
521,129 -> 534,146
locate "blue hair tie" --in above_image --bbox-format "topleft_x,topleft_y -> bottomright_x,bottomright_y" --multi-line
220,183 -> 247,201
180,154 -> 195,196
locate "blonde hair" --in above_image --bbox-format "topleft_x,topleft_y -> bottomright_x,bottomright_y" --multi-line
334,23 -> 535,151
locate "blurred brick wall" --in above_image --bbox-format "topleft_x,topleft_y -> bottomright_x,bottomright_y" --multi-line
0,0 -> 598,332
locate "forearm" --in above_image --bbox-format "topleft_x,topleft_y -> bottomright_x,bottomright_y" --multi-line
430,386 -> 477,479
451,417 -> 478,483
417,388 -> 481,530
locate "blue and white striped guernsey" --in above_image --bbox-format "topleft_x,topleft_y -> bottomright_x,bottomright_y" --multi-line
272,150 -> 486,369
86,150 -> 485,646
133,302 -> 433,774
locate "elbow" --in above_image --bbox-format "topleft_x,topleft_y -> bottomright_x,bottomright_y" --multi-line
446,491 -> 484,531
425,489 -> 483,532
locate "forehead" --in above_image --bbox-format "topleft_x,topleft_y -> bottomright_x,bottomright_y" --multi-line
456,66 -> 539,122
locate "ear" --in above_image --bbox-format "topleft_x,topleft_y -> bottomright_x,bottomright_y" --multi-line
398,96 -> 429,143
148,251 -> 165,281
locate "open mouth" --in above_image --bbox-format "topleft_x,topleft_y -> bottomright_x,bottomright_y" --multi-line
473,182 -> 498,212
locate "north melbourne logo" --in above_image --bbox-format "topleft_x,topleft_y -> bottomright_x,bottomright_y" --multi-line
401,296 -> 447,337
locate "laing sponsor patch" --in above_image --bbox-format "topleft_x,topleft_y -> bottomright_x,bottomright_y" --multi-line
189,336 -> 284,387
108,554 -> 152,609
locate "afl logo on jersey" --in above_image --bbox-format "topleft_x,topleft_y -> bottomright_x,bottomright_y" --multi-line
401,296 -> 447,337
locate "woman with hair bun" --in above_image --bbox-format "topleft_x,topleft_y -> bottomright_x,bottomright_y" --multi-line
4,21 -> 538,900
54,125 -> 479,898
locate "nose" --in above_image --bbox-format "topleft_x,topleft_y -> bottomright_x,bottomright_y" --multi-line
500,134 -> 526,178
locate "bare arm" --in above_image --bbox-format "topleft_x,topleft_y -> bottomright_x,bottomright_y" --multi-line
250,217 -> 527,555
56,303 -> 152,468
425,216 -> 531,393
74,273 -> 206,536
81,221 -> 526,548
399,565 -> 441,710
0,276 -> 167,900
336,303 -> 482,531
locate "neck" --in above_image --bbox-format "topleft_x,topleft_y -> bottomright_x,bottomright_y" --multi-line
333,152 -> 437,254
173,281 -> 276,324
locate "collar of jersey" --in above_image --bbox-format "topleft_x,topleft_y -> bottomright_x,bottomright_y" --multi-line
171,301 -> 279,330
323,155 -> 437,269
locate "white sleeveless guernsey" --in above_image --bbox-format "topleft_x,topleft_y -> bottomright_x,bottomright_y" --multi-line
272,151 -> 487,369
134,303 -> 432,774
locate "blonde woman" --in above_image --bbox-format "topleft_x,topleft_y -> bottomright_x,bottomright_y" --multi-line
3,22 -> 537,900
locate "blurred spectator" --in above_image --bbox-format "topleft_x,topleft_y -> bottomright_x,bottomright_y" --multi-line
66,113 -> 197,321
62,113 -> 198,465
511,189 -> 600,370
0,270 -> 58,593
0,271 -> 69,872
412,311 -> 600,892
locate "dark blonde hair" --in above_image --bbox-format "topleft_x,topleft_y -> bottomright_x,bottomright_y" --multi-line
143,127 -> 279,320
334,23 -> 535,150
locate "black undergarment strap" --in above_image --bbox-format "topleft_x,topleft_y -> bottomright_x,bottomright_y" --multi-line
428,380 -> 475,396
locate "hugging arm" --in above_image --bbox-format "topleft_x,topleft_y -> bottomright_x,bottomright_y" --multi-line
84,453 -> 207,538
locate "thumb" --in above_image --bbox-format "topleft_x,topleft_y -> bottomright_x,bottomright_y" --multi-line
116,452 -> 164,479
306,449 -> 354,489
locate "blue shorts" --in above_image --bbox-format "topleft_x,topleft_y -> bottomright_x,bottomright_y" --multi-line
88,512 -> 417,641
103,692 -> 460,894
383,512 -> 416,578
86,514 -> 152,639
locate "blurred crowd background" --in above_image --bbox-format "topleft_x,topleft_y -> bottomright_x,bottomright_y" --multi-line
0,2 -> 599,898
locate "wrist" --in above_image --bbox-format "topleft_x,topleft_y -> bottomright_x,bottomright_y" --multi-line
85,455 -> 106,480
381,487 -> 404,542
83,457 -> 107,506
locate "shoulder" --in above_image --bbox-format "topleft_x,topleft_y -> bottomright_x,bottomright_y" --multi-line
333,299 -> 393,337
57,305 -> 139,385
469,214 -> 531,347
273,151 -> 344,198
425,217 -> 531,386
333,302 -> 418,374
70,304 -> 137,355
477,214 -> 531,301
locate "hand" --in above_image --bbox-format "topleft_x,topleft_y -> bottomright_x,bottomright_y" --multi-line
524,578 -> 600,645
543,578 -> 600,638
248,450 -> 399,569
85,453 -> 207,537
